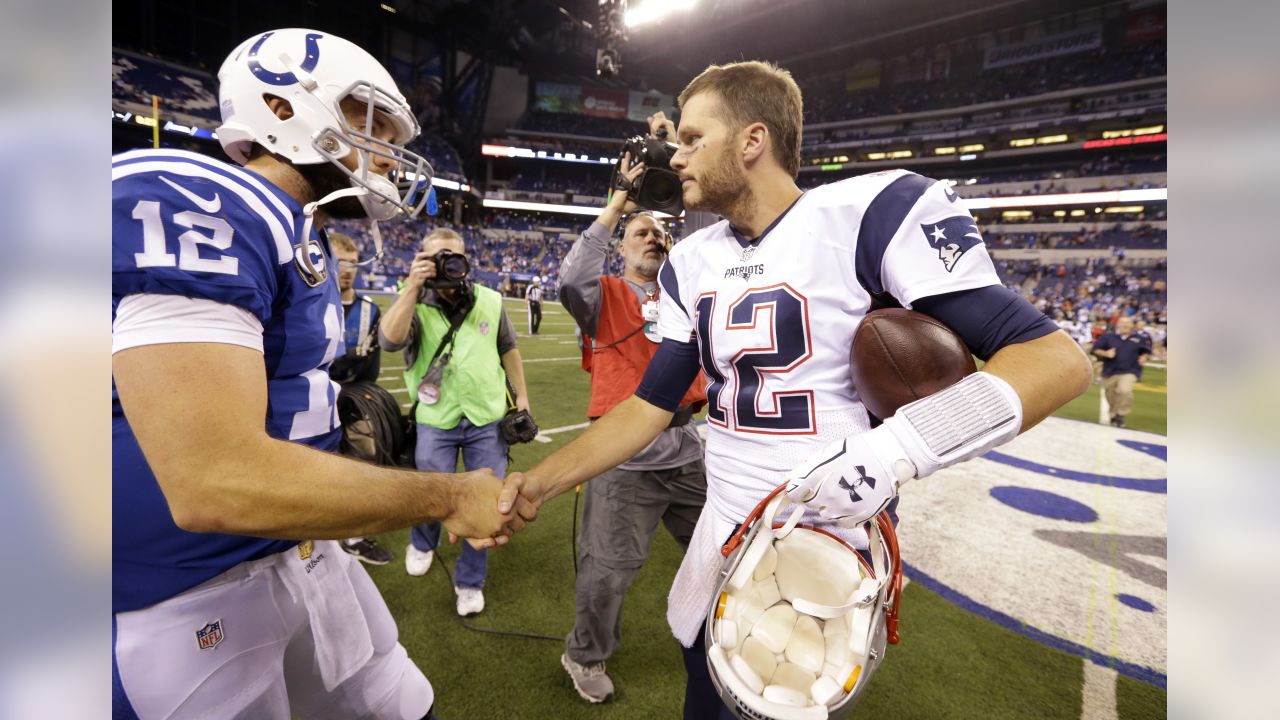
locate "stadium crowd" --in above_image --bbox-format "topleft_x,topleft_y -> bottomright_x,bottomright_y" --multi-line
995,255 -> 1167,347
802,39 -> 1166,123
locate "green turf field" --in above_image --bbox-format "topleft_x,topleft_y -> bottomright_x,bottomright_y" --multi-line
362,294 -> 1166,719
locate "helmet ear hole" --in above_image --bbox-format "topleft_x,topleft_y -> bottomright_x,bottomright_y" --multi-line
262,94 -> 294,120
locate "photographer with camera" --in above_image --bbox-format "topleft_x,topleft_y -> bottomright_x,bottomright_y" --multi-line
380,227 -> 533,617
555,149 -> 708,703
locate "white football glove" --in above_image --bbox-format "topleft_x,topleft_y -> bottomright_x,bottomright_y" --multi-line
783,425 -> 916,528
785,372 -> 1025,527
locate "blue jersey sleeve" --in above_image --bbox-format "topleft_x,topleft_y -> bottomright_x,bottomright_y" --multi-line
112,170 -> 284,324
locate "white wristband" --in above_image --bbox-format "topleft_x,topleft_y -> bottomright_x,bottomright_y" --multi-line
881,371 -> 1023,479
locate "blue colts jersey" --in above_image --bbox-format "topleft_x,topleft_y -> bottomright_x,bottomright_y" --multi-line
112,149 -> 343,612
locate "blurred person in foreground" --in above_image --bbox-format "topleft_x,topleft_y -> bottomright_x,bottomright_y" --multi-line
111,29 -> 525,719
526,275 -> 544,334
501,61 -> 1092,717
1092,315 -> 1152,428
555,159 -> 708,703
380,227 -> 531,616
328,230 -> 394,565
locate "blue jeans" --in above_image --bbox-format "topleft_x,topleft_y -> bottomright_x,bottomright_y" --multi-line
409,418 -> 508,589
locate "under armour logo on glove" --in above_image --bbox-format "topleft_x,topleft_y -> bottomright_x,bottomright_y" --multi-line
784,433 -> 904,528
837,466 -> 877,503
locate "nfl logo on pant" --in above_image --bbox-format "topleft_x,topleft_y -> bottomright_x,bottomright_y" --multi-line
195,619 -> 224,650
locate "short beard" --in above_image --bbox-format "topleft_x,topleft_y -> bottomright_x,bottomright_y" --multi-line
628,254 -> 663,280
296,160 -> 367,219
686,143 -> 753,221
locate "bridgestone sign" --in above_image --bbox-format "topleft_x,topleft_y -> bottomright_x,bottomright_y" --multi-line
983,26 -> 1103,70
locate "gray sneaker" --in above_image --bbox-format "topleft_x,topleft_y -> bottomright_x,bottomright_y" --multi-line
561,653 -> 614,703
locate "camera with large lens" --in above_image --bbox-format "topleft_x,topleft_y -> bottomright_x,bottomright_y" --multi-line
423,250 -> 470,291
611,130 -> 683,216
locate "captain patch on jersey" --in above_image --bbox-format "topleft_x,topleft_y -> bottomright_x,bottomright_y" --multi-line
921,215 -> 984,272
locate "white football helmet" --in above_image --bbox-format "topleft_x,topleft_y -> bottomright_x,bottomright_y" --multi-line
216,29 -> 434,264
706,483 -> 902,720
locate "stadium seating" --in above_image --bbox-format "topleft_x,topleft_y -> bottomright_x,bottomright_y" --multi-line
112,49 -> 219,123
995,255 -> 1167,328
802,40 -> 1166,124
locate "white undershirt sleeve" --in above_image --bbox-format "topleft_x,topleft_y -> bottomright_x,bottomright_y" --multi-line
112,293 -> 265,355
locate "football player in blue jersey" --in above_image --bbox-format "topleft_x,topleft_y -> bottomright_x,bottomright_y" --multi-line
501,61 -> 1093,718
112,29 -> 526,719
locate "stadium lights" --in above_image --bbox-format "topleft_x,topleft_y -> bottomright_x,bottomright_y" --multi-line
483,198 -> 676,218
482,142 -> 613,165
626,0 -> 697,28
1084,132 -> 1167,149
475,188 -> 1166,219
962,188 -> 1167,210
1102,125 -> 1165,139
404,172 -> 471,193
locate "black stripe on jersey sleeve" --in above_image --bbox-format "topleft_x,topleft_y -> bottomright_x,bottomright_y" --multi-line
658,260 -> 688,318
855,172 -> 934,299
912,284 -> 1059,361
634,337 -> 702,412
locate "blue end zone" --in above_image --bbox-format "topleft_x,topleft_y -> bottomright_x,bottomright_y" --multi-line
983,448 -> 1167,494
903,562 -> 1168,688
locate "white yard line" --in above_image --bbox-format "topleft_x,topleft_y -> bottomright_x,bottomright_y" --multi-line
1080,662 -> 1119,720
1099,387 -> 1110,424
537,421 -> 590,436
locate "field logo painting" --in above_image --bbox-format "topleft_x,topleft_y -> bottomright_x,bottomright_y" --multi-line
896,417 -> 1167,686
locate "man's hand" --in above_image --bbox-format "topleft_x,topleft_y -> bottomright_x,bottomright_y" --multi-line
516,394 -> 531,413
499,471 -> 543,527
648,111 -> 677,140
1094,347 -> 1117,359
609,152 -> 645,214
441,469 -> 522,549
405,251 -> 436,293
783,431 -> 910,528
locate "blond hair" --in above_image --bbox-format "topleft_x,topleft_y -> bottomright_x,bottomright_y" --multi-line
422,227 -> 465,251
328,230 -> 358,254
678,61 -> 804,177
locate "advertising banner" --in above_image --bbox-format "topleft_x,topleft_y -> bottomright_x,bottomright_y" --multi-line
581,86 -> 628,118
533,82 -> 582,114
628,90 -> 676,122
983,26 -> 1102,70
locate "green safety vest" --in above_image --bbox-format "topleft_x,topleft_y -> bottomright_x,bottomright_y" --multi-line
403,285 -> 508,429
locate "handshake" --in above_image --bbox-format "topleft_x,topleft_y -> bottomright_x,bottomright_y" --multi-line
439,469 -> 545,550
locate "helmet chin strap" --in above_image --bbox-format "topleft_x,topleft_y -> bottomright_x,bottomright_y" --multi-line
298,185 -> 386,279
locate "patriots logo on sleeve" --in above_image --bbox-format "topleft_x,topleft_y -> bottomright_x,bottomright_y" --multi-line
921,216 -> 984,272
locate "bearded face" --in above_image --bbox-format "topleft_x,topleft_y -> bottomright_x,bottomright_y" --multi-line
297,160 -> 368,219
683,140 -> 750,216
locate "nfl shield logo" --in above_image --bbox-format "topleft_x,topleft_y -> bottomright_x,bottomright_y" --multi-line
479,321 -> 491,335
196,620 -> 224,650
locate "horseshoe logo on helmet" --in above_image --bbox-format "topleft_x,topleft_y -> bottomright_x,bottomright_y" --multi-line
247,31 -> 323,86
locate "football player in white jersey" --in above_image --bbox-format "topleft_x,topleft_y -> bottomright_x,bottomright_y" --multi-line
501,61 -> 1092,717
112,29 -> 528,719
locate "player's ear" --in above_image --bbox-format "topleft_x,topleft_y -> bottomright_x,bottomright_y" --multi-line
741,122 -> 768,166
263,94 -> 295,121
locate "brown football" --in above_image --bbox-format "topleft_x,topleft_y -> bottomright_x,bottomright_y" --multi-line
851,308 -> 977,420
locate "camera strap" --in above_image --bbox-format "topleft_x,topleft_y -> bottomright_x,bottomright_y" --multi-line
424,290 -> 474,373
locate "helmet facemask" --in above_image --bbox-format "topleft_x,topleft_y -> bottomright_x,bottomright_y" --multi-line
294,82 -> 435,277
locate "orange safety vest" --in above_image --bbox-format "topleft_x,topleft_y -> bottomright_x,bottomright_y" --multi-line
585,276 -> 707,418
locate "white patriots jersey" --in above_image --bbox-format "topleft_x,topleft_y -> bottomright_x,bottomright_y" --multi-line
656,170 -> 1002,524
